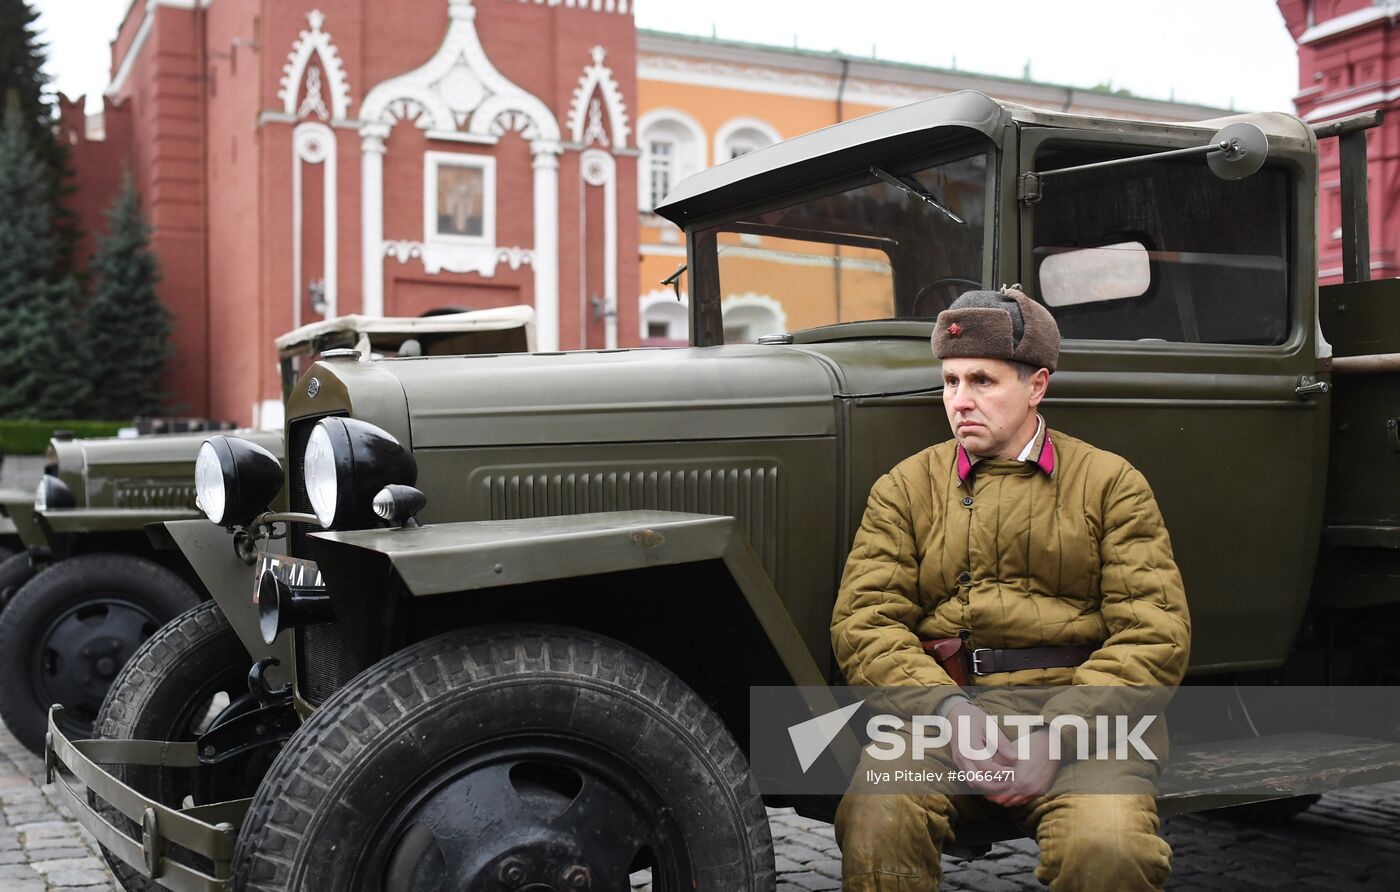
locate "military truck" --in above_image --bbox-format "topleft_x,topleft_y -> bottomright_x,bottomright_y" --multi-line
0,307 -> 534,756
46,91 -> 1400,891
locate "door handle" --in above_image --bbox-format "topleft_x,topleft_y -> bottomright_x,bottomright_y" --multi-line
1296,376 -> 1330,396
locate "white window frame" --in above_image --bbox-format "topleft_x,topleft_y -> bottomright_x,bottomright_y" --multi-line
713,117 -> 781,166
649,139 -> 676,211
639,288 -> 690,341
637,109 -> 706,212
424,150 -> 497,248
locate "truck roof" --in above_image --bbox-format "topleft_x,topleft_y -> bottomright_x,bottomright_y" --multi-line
654,90 -> 1313,227
275,306 -> 536,359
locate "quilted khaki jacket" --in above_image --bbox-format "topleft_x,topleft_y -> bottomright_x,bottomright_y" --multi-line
831,428 -> 1190,701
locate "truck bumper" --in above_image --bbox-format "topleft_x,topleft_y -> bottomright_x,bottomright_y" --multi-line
44,706 -> 246,892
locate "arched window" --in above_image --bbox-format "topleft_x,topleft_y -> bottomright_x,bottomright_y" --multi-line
721,293 -> 787,343
637,110 -> 705,211
640,289 -> 689,345
714,118 -> 781,163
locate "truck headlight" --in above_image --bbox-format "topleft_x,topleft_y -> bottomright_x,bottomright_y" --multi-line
196,436 -> 283,526
34,474 -> 76,511
303,418 -> 416,529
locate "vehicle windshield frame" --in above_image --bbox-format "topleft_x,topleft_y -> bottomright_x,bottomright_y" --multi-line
686,134 -> 998,347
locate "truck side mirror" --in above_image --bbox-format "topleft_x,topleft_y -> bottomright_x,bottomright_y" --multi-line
1207,123 -> 1269,181
1020,122 -> 1269,203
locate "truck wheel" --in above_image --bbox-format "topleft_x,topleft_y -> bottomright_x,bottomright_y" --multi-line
0,553 -> 200,755
0,550 -> 37,612
233,626 -> 775,891
94,600 -> 266,892
1217,794 -> 1321,823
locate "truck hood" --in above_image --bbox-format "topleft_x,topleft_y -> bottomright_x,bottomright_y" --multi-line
72,428 -> 283,468
376,346 -> 840,448
58,429 -> 283,510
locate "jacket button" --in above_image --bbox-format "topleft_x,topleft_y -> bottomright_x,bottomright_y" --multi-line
961,497 -> 973,507
957,571 -> 972,585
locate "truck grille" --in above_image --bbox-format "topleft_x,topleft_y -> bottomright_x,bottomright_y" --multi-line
112,482 -> 198,509
481,463 -> 784,586
296,621 -> 363,706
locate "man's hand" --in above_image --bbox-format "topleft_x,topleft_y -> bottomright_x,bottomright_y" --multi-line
944,698 -> 1018,785
985,729 -> 1061,807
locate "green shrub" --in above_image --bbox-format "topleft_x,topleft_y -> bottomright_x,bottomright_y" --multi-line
0,420 -> 125,455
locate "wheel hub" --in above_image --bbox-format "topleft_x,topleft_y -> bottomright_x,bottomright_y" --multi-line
369,744 -> 689,892
489,852 -> 589,891
36,599 -> 159,728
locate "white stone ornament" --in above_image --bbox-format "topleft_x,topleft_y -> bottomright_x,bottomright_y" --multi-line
280,9 -> 352,120
508,0 -> 632,11
581,151 -> 610,186
567,46 -> 630,148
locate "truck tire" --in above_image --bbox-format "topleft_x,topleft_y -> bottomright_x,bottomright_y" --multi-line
93,600 -> 267,892
0,553 -> 200,755
233,626 -> 776,891
0,550 -> 37,612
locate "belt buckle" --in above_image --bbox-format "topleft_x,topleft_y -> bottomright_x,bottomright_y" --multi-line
969,648 -> 992,676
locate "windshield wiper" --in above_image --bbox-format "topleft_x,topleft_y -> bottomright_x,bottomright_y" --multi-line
870,166 -> 965,225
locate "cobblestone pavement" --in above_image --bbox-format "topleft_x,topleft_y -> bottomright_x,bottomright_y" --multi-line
4,706 -> 1399,891
1,720 -> 115,891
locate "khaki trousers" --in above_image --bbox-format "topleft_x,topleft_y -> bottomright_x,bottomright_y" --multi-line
834,788 -> 1170,891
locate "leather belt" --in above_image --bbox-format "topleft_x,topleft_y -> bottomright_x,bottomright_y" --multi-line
968,644 -> 1098,676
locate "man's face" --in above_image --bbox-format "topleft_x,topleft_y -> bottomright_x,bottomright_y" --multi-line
941,357 -> 1049,459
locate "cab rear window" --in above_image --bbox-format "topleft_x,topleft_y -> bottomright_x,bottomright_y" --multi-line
1030,147 -> 1291,345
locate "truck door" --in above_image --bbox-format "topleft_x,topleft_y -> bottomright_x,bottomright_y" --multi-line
1015,122 -> 1328,673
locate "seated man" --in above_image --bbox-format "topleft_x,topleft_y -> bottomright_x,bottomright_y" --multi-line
831,288 -> 1191,891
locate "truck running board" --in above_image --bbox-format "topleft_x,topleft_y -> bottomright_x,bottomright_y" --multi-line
1156,731 -> 1400,816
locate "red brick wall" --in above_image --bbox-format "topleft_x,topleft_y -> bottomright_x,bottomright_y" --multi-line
58,95 -> 131,279
83,0 -> 642,425
108,3 -> 209,417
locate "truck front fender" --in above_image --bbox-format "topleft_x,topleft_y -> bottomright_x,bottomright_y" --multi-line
158,519 -> 293,691
0,489 -> 46,549
39,507 -> 203,535
311,510 -> 826,687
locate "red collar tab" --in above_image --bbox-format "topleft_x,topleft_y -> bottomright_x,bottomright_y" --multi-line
955,433 -> 1056,484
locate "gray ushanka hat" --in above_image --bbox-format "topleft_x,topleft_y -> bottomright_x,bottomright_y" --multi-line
931,287 -> 1060,372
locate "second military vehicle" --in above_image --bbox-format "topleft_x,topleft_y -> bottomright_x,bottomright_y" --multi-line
0,307 -> 533,755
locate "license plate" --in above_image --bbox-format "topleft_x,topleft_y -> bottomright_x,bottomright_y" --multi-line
253,552 -> 323,603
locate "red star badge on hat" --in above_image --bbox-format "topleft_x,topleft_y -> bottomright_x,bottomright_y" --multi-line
947,322 -> 962,338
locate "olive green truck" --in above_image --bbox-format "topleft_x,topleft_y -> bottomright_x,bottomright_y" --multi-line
44,92 -> 1400,891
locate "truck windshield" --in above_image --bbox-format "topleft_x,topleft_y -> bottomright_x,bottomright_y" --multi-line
694,146 -> 989,343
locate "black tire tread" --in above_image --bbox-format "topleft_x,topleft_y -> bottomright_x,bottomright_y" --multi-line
0,550 -> 36,610
234,626 -> 775,891
93,600 -> 242,892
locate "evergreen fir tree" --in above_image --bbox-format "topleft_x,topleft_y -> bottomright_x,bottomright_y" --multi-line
0,106 -> 90,418
86,172 -> 170,418
0,0 -> 79,275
